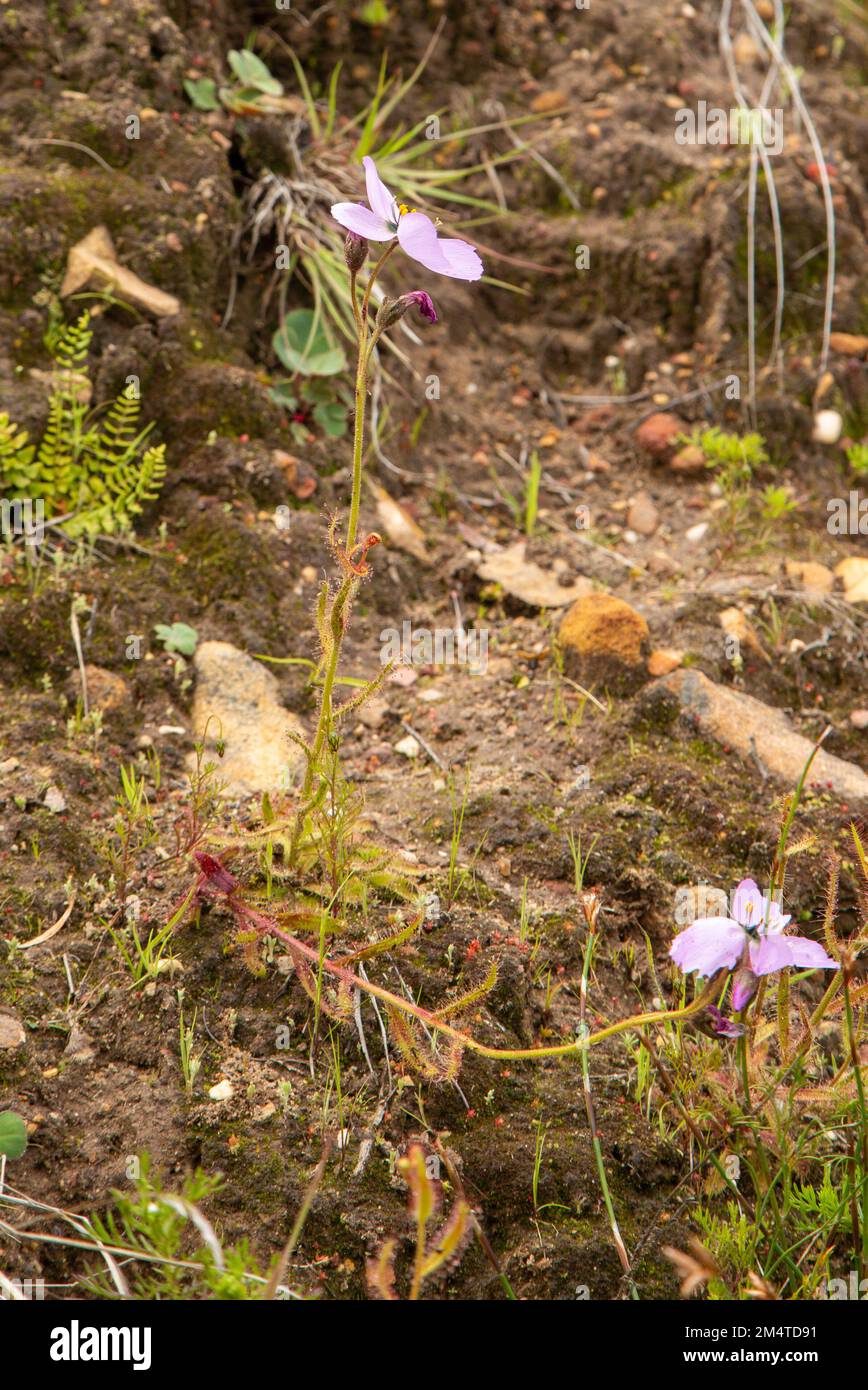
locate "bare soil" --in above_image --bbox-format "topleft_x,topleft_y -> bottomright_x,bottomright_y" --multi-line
1,0 -> 866,1300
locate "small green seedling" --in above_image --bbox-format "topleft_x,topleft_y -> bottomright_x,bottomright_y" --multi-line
154,623 -> 198,657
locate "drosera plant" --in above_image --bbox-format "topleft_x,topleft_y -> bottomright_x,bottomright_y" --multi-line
652,734 -> 868,1298
270,158 -> 481,878
366,1141 -> 472,1300
179,846 -> 724,1084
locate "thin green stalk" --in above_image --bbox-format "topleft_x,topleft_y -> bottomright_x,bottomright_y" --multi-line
290,242 -> 397,865
843,968 -> 868,1279
579,907 -> 638,1297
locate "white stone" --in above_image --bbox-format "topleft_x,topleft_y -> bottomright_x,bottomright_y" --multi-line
813,410 -> 843,444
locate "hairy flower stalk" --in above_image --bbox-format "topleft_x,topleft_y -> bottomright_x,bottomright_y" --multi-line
289,161 -> 483,865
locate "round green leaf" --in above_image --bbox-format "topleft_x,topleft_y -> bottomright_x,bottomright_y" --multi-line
0,1111 -> 27,1160
184,77 -> 220,111
272,310 -> 346,377
227,50 -> 283,96
313,401 -> 348,437
154,622 -> 199,657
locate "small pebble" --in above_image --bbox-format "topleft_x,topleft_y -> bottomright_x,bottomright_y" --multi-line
42,785 -> 66,814
812,409 -> 843,444
395,735 -> 420,759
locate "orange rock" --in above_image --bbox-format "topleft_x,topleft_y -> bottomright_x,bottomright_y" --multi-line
636,412 -> 688,461
785,559 -> 834,596
829,332 -> 868,358
670,444 -> 706,474
559,594 -> 649,693
530,90 -> 568,113
648,648 -> 684,677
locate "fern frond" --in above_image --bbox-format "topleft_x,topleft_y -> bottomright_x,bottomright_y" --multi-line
86,383 -> 153,482
0,412 -> 36,494
8,309 -> 166,539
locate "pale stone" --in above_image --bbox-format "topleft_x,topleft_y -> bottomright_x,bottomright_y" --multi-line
189,641 -> 306,797
477,542 -> 593,608
785,560 -> 834,596
836,558 -> 868,604
661,669 -> 868,803
647,648 -> 683,676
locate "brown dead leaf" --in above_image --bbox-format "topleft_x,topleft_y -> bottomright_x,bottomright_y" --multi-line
477,542 -> 592,608
372,484 -> 429,564
61,225 -> 180,317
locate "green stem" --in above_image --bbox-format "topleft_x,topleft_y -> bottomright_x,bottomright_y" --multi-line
843,968 -> 868,1280
579,919 -> 638,1298
238,899 -> 722,1063
289,244 -> 396,863
345,313 -> 369,553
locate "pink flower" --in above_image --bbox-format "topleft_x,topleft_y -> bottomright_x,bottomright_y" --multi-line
705,1005 -> 745,1039
402,290 -> 437,322
670,877 -> 837,980
331,157 -> 483,282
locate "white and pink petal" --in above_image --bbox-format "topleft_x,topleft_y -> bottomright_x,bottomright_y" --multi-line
749,933 -> 796,975
778,936 -> 837,970
397,212 -> 483,282
362,156 -> 399,224
732,878 -> 766,929
669,918 -> 746,976
330,202 -> 393,241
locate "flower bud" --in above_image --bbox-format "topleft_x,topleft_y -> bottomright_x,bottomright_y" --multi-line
580,889 -> 601,932
375,290 -> 437,332
344,231 -> 368,274
731,967 -> 759,1013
